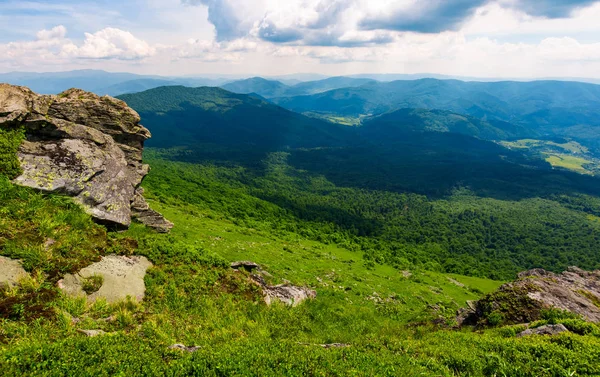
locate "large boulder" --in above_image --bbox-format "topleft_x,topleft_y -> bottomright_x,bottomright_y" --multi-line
0,84 -> 172,231
458,266 -> 600,326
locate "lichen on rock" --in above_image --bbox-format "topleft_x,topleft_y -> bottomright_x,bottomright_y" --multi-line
0,84 -> 172,232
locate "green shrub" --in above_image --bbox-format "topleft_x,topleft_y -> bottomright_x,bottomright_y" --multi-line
81,275 -> 104,295
0,127 -> 24,179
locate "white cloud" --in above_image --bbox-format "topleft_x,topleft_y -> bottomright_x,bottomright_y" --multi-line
36,25 -> 67,40
0,26 -> 156,68
74,28 -> 156,60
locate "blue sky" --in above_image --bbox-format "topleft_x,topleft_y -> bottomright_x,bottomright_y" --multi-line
1,0 -> 600,78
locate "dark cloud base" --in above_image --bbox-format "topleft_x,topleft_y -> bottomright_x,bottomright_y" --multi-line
182,0 -> 600,45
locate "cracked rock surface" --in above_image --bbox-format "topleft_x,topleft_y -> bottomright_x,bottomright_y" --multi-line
0,83 -> 172,231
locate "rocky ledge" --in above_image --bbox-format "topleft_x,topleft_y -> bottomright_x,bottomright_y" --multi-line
0,84 -> 172,232
458,266 -> 600,326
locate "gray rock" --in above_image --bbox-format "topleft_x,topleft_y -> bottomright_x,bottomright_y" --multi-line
298,342 -> 350,348
77,329 -> 107,337
230,261 -> 261,271
264,284 -> 317,307
58,255 -> 152,303
0,256 -> 29,287
0,84 -> 171,231
250,274 -> 316,307
517,324 -> 569,337
168,344 -> 201,352
131,187 -> 173,233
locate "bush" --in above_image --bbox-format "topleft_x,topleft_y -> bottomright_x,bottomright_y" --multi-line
0,127 -> 24,179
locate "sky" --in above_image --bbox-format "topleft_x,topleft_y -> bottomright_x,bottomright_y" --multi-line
2,0 -> 600,79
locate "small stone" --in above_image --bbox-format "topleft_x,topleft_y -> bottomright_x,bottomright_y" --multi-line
43,238 -> 56,250
78,329 -> 106,337
517,324 -> 569,337
230,261 -> 261,271
320,343 -> 350,349
168,344 -> 201,352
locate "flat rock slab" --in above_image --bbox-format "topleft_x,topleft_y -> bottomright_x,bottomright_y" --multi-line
0,256 -> 29,287
58,255 -> 152,303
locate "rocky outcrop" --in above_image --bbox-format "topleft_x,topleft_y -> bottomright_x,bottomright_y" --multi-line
0,84 -> 172,231
458,267 -> 600,326
58,255 -> 152,303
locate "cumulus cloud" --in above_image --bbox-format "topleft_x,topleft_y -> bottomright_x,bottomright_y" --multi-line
36,25 -> 68,40
181,0 -> 259,41
74,28 -> 156,60
170,36 -> 264,63
0,26 -> 156,68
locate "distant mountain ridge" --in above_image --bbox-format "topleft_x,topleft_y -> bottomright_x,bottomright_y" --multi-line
271,78 -> 600,151
0,70 -> 230,96
221,76 -> 378,98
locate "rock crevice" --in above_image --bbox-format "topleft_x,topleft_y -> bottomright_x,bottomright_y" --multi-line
0,84 -> 172,232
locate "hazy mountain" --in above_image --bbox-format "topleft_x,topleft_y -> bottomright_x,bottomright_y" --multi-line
0,70 -> 232,96
284,77 -> 376,96
95,79 -> 180,96
0,70 -> 150,94
221,77 -> 290,98
272,78 -> 600,150
222,76 -> 376,98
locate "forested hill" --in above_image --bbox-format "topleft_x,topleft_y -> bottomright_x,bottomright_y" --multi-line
360,108 -> 531,141
118,86 -> 358,149
221,76 -> 376,98
271,78 -> 600,150
221,77 -> 289,98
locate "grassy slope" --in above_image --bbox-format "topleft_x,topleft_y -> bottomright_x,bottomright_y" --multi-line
2,127 -> 600,375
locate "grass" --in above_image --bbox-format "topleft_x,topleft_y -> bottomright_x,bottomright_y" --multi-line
500,138 -> 598,175
545,153 -> 593,175
501,139 -> 588,154
81,275 -> 104,295
303,112 -> 364,126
